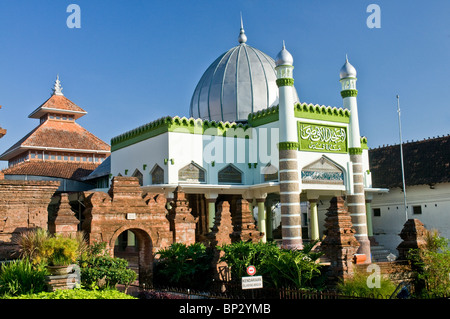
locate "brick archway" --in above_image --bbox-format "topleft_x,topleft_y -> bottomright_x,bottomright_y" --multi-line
82,177 -> 173,286
110,226 -> 154,284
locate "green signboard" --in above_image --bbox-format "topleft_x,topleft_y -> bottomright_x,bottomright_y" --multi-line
298,122 -> 348,153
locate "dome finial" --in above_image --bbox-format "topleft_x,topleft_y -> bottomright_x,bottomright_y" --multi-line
52,74 -> 64,96
340,55 -> 357,79
275,40 -> 293,66
238,12 -> 247,44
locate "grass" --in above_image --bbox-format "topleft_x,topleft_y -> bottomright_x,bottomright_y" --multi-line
2,288 -> 137,299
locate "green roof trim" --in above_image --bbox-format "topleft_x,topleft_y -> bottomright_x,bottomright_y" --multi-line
111,116 -> 252,152
361,136 -> 369,150
247,102 -> 351,127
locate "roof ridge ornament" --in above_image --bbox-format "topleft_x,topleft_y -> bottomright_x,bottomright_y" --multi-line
238,12 -> 247,44
52,75 -> 64,96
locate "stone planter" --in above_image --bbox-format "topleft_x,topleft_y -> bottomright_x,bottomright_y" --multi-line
47,265 -> 72,276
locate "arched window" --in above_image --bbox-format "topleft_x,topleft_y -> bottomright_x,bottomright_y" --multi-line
151,164 -> 164,185
218,164 -> 242,184
301,156 -> 344,185
261,163 -> 278,182
178,161 -> 206,183
132,169 -> 144,186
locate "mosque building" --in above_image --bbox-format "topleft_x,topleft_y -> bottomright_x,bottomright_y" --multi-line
0,77 -> 111,191
108,22 -> 381,260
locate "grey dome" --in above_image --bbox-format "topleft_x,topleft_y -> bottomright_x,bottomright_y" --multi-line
190,35 -> 299,122
275,42 -> 293,66
340,57 -> 357,79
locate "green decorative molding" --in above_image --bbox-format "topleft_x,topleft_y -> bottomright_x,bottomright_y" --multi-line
111,115 -> 252,151
112,103 -> 352,152
248,103 -> 350,127
247,105 -> 279,127
340,89 -> 358,98
361,136 -> 368,150
349,147 -> 363,155
294,103 -> 350,124
276,78 -> 294,87
298,122 -> 348,154
278,141 -> 299,150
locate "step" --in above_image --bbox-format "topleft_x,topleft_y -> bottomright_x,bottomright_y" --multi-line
370,245 -> 395,262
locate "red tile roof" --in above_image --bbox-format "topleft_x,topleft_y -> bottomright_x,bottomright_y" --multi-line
28,94 -> 87,119
369,135 -> 450,188
1,161 -> 99,180
0,119 -> 110,160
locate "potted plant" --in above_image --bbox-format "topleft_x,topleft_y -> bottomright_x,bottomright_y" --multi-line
41,235 -> 80,275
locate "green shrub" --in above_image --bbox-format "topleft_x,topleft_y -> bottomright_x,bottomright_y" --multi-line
79,243 -> 136,289
407,229 -> 450,297
218,241 -> 324,289
16,229 -> 88,266
14,228 -> 50,264
336,269 -> 397,298
154,243 -> 213,289
0,259 -> 48,296
41,234 -> 80,266
4,288 -> 136,299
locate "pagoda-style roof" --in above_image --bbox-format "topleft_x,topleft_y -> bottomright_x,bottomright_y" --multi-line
1,161 -> 99,181
28,94 -> 87,120
0,119 -> 110,161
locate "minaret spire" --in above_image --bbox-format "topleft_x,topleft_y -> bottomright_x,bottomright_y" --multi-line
275,43 -> 302,250
339,56 -> 371,263
52,75 -> 64,96
238,12 -> 247,44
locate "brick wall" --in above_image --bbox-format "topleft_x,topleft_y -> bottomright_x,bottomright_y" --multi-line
0,179 -> 60,259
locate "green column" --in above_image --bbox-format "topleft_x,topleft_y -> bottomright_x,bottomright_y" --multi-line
309,199 -> 319,241
207,198 -> 216,232
257,198 -> 266,243
265,203 -> 273,241
366,199 -> 373,237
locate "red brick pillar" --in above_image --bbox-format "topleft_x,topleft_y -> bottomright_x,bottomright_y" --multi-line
208,201 -> 233,281
168,187 -> 198,245
231,199 -> 263,243
49,193 -> 79,236
321,196 -> 360,284
397,218 -> 428,260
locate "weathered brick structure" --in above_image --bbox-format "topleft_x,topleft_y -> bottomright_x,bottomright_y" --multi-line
397,218 -> 428,260
208,201 -> 233,281
231,198 -> 263,243
48,193 -> 79,236
82,176 -> 172,284
167,187 -> 198,245
321,196 -> 360,284
0,179 -> 60,259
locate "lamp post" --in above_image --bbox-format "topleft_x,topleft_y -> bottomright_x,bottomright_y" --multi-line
396,95 -> 408,222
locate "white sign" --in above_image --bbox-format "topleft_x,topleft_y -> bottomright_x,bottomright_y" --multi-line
242,276 -> 263,290
126,213 -> 136,220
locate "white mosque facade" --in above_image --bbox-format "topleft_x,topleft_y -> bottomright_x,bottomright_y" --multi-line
108,23 -> 381,260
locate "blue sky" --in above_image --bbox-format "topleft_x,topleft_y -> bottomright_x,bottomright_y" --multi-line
0,0 -> 449,168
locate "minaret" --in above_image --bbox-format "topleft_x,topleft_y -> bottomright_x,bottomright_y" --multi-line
275,42 -> 302,250
340,56 -> 371,263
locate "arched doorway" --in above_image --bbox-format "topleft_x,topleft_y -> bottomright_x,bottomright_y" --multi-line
111,228 -> 153,285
